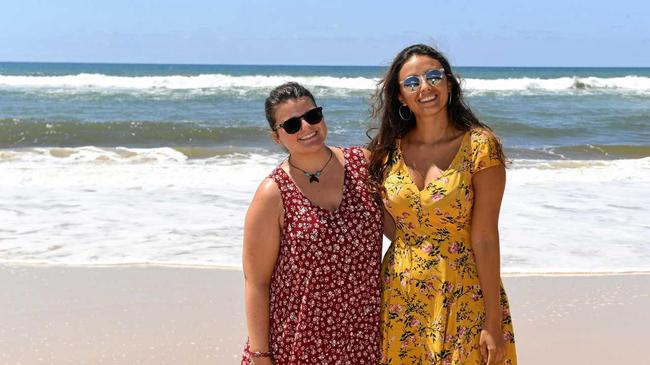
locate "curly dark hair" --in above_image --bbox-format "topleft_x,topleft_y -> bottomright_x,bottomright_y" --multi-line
366,44 -> 504,197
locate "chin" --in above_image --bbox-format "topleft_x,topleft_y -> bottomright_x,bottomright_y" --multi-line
301,138 -> 327,152
285,138 -> 325,155
418,105 -> 446,118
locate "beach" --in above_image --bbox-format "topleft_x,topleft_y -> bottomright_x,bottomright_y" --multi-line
1,62 -> 649,364
1,264 -> 647,365
2,0 -> 649,361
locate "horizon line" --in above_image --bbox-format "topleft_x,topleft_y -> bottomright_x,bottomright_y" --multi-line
1,60 -> 648,69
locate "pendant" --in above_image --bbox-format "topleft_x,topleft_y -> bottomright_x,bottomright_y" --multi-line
305,171 -> 321,183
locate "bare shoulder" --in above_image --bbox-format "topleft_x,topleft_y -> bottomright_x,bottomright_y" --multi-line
251,177 -> 282,210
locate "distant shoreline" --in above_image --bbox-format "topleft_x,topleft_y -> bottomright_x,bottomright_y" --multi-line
2,60 -> 649,69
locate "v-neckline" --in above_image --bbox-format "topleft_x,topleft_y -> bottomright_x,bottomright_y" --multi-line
279,148 -> 348,215
397,131 -> 469,194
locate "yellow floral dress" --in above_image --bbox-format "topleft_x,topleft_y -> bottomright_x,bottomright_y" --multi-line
380,129 -> 517,365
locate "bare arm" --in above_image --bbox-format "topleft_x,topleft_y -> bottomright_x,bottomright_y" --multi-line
471,165 -> 506,365
242,178 -> 282,362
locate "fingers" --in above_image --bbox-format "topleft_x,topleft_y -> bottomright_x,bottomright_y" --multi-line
497,347 -> 506,364
479,329 -> 507,365
480,342 -> 488,363
486,346 -> 506,365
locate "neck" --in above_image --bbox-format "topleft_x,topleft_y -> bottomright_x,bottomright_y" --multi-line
288,145 -> 332,171
408,112 -> 456,145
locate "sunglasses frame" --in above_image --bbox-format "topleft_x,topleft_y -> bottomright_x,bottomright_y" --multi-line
400,68 -> 447,93
273,106 -> 323,135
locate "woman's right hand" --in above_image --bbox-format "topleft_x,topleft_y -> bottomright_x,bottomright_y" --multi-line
479,327 -> 506,365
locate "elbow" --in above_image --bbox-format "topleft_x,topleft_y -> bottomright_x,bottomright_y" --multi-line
472,237 -> 499,249
471,236 -> 501,258
244,274 -> 272,289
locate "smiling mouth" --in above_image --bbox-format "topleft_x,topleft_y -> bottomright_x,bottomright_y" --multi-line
298,131 -> 318,141
418,94 -> 439,103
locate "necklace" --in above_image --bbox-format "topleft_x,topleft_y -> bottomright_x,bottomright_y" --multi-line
288,147 -> 334,183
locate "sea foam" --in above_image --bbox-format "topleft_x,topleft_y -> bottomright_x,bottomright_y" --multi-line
1,151 -> 648,273
2,74 -> 650,96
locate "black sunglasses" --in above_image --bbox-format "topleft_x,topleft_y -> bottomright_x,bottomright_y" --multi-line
273,106 -> 323,134
400,68 -> 446,92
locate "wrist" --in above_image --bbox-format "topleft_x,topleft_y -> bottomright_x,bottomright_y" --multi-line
483,317 -> 501,331
245,341 -> 273,359
484,303 -> 502,325
249,349 -> 273,358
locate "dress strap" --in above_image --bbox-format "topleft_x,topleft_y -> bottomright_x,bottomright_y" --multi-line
268,166 -> 293,207
343,146 -> 369,181
268,166 -> 288,192
268,165 -> 312,216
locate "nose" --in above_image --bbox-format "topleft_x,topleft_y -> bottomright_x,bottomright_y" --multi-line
296,117 -> 312,132
419,76 -> 433,93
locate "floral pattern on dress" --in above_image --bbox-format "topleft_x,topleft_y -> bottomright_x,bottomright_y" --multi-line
380,129 -> 517,365
242,147 -> 383,365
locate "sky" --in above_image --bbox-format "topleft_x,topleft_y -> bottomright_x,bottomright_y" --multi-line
0,0 -> 648,67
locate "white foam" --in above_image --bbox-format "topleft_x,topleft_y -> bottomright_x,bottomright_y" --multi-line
2,74 -> 650,96
0,73 -> 378,92
508,157 -> 650,182
3,146 -> 189,164
0,152 -> 648,273
500,161 -> 650,273
0,151 -> 282,267
464,76 -> 650,95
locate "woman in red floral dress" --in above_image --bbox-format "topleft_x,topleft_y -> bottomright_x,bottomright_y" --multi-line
241,82 -> 384,365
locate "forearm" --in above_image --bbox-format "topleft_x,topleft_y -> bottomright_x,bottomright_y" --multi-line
472,239 -> 502,328
245,280 -> 271,351
383,208 -> 396,242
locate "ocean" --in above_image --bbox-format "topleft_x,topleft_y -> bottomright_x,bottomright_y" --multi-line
1,62 -> 649,273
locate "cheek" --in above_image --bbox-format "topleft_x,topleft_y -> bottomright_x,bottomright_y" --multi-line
313,123 -> 327,141
273,132 -> 292,148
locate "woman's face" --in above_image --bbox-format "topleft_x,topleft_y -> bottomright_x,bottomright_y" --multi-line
271,96 -> 327,154
397,55 -> 451,121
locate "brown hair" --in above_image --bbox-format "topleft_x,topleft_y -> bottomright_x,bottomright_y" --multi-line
366,44 -> 504,196
264,82 -> 316,128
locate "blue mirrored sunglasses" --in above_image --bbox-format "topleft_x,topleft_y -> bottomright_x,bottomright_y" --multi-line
400,68 -> 446,92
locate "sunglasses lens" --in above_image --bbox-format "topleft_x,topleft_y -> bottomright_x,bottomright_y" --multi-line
303,107 -> 323,124
276,107 -> 323,134
403,76 -> 421,92
282,117 -> 302,134
425,69 -> 444,86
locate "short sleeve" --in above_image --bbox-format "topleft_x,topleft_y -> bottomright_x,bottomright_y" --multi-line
471,129 -> 504,174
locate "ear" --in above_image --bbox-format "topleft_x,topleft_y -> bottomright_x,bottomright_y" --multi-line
270,130 -> 282,145
398,95 -> 405,105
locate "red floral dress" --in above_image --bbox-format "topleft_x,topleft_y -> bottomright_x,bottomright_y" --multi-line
242,147 -> 383,365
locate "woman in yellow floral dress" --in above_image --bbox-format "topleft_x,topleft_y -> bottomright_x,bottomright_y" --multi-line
368,44 -> 517,365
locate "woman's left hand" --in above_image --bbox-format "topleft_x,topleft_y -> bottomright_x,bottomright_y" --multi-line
479,327 -> 506,365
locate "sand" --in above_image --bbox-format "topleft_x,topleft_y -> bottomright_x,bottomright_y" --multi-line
1,264 -> 647,364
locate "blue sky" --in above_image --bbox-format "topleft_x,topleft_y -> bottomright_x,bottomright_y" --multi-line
1,0 -> 648,66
